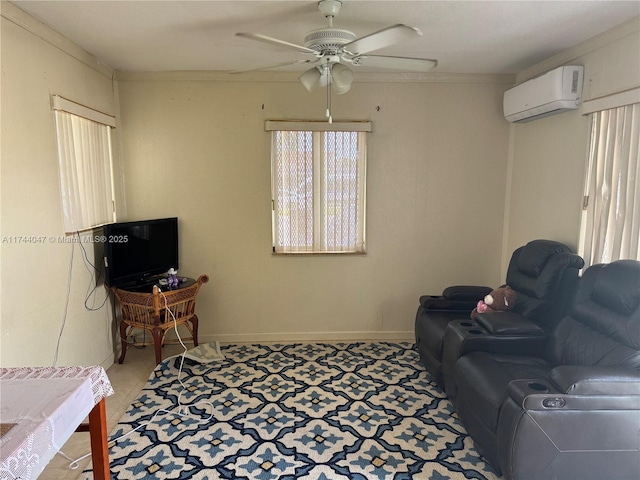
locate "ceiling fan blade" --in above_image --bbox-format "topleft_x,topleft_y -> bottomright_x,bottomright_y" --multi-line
342,24 -> 422,55
230,59 -> 318,74
236,32 -> 317,55
351,55 -> 437,72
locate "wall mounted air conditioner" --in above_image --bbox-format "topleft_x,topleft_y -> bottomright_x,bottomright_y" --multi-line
503,66 -> 584,123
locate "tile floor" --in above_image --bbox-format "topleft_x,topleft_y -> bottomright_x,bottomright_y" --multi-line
39,343 -> 186,480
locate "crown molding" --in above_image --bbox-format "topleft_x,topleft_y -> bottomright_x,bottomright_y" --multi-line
115,69 -> 515,85
1,1 -> 113,78
355,72 -> 515,85
517,15 -> 640,83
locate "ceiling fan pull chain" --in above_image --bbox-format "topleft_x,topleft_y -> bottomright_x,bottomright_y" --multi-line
326,65 -> 333,123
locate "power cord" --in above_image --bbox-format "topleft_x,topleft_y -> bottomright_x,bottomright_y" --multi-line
52,241 -> 75,366
53,231 -> 109,365
155,289 -> 215,415
76,232 -> 109,311
60,286 -> 214,470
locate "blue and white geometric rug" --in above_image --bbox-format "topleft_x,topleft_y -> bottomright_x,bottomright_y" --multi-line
83,342 -> 500,479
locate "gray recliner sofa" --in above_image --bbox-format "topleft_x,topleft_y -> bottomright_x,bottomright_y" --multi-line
451,259 -> 640,479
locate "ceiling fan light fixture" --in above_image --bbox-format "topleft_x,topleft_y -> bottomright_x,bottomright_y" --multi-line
332,82 -> 351,95
332,63 -> 353,88
319,70 -> 330,88
299,66 -> 322,91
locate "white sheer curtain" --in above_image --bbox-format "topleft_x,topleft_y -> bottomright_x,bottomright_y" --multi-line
54,106 -> 115,233
580,102 -> 640,266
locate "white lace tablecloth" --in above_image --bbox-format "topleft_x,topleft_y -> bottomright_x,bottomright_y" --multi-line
0,366 -> 114,480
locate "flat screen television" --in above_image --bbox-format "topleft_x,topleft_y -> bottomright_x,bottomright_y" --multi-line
103,217 -> 178,288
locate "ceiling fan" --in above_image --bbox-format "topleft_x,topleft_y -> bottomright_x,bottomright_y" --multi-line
236,0 -> 437,96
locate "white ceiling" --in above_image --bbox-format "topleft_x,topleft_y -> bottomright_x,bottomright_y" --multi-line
11,0 -> 640,74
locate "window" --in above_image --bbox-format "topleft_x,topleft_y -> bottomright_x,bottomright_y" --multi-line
579,96 -> 639,266
53,96 -> 116,233
267,121 -> 371,254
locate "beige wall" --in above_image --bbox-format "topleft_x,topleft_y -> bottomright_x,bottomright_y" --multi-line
116,73 -> 512,343
7,6 -> 633,365
503,18 -> 640,264
0,5 -> 119,367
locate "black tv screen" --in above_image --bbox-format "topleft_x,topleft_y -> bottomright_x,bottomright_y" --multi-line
103,217 -> 178,288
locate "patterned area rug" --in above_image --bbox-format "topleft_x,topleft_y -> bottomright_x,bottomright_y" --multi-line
84,342 -> 499,479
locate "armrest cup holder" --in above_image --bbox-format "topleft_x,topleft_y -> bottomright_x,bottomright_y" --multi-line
450,320 -> 488,337
458,321 -> 475,328
527,382 -> 549,392
508,379 -> 556,405
467,329 -> 485,335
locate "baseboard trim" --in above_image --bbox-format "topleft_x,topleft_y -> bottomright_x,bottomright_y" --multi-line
105,331 -> 416,368
197,331 -> 415,345
99,353 -> 117,371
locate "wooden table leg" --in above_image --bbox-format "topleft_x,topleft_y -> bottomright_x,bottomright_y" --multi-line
152,326 -> 163,365
190,314 -> 199,346
118,320 -> 128,364
88,398 -> 110,480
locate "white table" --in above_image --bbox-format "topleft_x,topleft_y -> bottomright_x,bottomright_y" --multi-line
0,366 -> 114,480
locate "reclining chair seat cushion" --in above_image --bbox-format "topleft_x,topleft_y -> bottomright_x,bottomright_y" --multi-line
454,352 -> 551,430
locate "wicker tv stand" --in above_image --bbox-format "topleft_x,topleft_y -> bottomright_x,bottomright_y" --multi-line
114,275 -> 209,364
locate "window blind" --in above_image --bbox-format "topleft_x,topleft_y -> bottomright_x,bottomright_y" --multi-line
53,97 -> 116,233
271,125 -> 368,254
579,102 -> 640,265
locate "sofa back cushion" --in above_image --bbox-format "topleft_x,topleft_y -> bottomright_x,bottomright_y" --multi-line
550,260 -> 640,370
506,240 -> 584,328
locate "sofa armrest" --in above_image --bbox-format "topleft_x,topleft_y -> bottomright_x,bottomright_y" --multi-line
549,365 -> 640,395
475,312 -> 545,336
505,369 -> 640,411
443,320 -> 548,362
419,285 -> 492,311
442,285 -> 493,301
